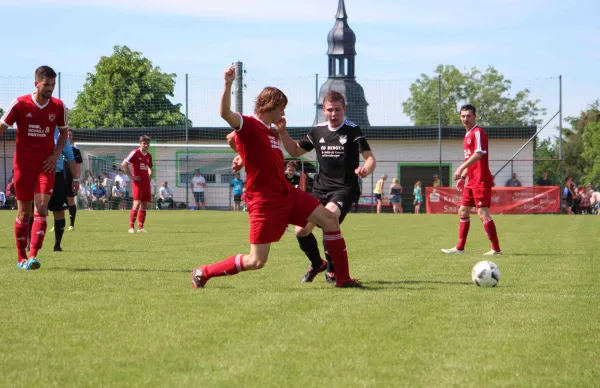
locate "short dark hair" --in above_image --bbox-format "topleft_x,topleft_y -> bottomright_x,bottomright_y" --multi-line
35,66 -> 57,81
460,104 -> 477,116
139,135 -> 151,143
285,161 -> 297,169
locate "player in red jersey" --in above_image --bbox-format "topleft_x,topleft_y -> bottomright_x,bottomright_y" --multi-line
122,135 -> 153,233
191,65 -> 362,289
0,66 -> 69,270
442,104 -> 502,255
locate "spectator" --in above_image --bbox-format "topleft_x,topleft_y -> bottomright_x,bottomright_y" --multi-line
112,180 -> 127,210
505,173 -> 522,187
537,171 -> 553,186
590,189 -> 600,215
432,173 -> 441,187
231,172 -> 244,211
191,171 -> 206,210
388,178 -> 403,214
563,176 -> 577,214
149,176 -> 156,201
102,173 -> 114,196
78,183 -> 91,210
157,181 -> 175,209
578,185 -> 591,214
413,180 -> 423,214
109,165 -> 118,181
91,182 -> 108,209
84,170 -> 94,186
374,174 -> 387,214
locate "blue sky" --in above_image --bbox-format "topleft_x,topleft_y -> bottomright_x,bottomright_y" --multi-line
1,0 -> 598,137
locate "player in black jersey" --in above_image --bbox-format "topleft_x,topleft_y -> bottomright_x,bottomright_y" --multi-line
64,129 -> 83,230
284,161 -> 302,189
276,91 -> 376,283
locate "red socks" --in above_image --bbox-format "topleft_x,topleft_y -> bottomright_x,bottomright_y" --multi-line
137,209 -> 146,229
29,214 -> 47,258
15,217 -> 29,263
129,209 -> 137,229
483,218 -> 501,252
203,254 -> 245,279
323,230 -> 351,285
456,217 -> 470,251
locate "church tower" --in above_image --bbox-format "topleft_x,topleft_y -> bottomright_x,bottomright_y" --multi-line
315,0 -> 370,127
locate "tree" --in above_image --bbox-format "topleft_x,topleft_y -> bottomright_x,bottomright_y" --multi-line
0,108 -> 4,118
70,46 -> 190,129
403,65 -> 545,126
533,137 -> 560,185
565,100 -> 600,185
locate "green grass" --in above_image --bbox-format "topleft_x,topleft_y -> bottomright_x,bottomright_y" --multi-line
0,211 -> 599,387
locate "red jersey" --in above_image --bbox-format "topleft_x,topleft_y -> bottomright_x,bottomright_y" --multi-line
124,148 -> 153,184
234,115 -> 292,197
463,125 -> 494,188
1,94 -> 68,168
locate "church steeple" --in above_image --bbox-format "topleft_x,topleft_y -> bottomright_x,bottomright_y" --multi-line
316,0 -> 370,127
327,0 -> 356,78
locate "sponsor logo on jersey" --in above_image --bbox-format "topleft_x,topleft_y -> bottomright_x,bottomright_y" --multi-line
339,135 -> 347,145
26,113 -> 33,118
321,145 -> 326,150
49,114 -> 56,121
319,138 -> 325,143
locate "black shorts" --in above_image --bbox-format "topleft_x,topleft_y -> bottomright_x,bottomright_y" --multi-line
49,172 -> 69,212
234,193 -> 242,202
193,192 -> 205,203
311,188 -> 359,224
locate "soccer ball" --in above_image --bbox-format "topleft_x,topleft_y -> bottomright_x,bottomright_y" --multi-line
471,261 -> 501,287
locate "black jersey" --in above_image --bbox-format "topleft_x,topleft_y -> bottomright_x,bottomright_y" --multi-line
298,120 -> 371,192
285,172 -> 301,188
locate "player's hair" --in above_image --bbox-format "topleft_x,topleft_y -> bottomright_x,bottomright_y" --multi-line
415,180 -> 422,187
323,91 -> 346,107
35,66 -> 57,81
460,104 -> 477,116
254,87 -> 288,115
139,135 -> 151,143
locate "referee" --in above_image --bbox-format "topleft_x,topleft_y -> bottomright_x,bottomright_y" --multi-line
65,129 -> 83,230
48,128 -> 80,251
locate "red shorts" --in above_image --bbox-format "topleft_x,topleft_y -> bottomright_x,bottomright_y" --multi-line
247,189 -> 321,245
132,182 -> 152,202
461,187 -> 492,208
13,167 -> 55,201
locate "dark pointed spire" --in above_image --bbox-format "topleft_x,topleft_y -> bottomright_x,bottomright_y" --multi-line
335,0 -> 348,19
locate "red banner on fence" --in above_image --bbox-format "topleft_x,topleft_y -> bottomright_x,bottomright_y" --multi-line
426,186 -> 561,214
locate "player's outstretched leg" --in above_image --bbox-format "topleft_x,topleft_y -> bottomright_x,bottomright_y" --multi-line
442,206 -> 470,254
307,206 -> 362,288
192,244 -> 270,288
295,228 -> 327,283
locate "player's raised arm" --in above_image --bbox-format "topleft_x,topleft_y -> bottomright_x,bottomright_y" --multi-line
274,117 -> 307,158
220,65 -> 241,129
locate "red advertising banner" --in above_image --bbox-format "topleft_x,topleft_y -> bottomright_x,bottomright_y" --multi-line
426,186 -> 561,214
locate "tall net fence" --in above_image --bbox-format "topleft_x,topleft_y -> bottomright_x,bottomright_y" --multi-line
0,72 -> 562,211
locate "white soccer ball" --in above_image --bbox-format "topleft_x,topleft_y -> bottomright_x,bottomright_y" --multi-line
471,261 -> 501,287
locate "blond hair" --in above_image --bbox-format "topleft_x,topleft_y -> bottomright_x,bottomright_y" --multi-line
254,87 -> 288,115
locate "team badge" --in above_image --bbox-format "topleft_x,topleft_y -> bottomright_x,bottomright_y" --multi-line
467,139 -> 472,145
339,135 -> 347,145
49,114 -> 56,121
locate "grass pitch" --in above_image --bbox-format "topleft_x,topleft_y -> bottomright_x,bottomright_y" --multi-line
0,211 -> 598,387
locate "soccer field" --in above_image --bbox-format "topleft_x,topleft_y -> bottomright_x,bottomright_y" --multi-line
0,211 -> 598,387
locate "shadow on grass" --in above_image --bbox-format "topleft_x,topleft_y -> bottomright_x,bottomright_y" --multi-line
50,267 -> 190,273
507,253 -> 563,256
367,280 -> 472,286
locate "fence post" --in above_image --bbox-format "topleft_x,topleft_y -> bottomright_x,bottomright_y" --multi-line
558,75 -> 563,185
437,74 -> 443,182
185,73 -> 189,208
58,72 -> 61,100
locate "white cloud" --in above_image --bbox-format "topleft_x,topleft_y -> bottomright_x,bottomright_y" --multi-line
8,0 -> 553,26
